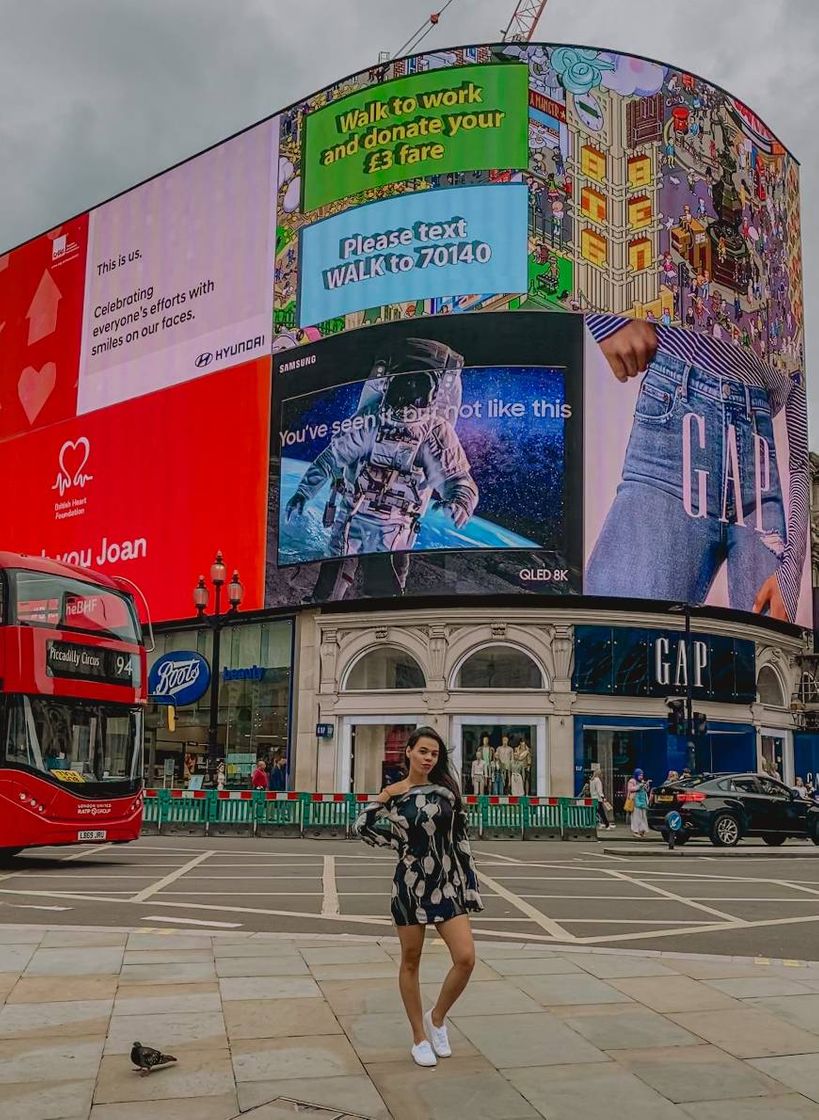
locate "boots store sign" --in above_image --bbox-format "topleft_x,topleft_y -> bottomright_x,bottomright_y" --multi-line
573,626 -> 756,703
148,651 -> 211,707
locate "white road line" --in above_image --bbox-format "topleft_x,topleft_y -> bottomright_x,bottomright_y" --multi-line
477,870 -> 574,941
10,904 -> 72,911
596,867 -> 745,925
129,898 -> 393,926
321,856 -> 340,917
130,851 -> 213,903
576,921 -> 734,945
556,918 -> 710,925
60,845 -> 111,861
472,849 -> 526,864
141,915 -> 242,928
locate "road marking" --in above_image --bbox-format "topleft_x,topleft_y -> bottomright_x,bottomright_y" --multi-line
596,867 -> 745,925
128,898 -> 393,927
321,856 -> 340,917
61,845 -> 110,861
477,870 -> 574,940
141,915 -> 242,928
473,849 -> 525,864
10,904 -> 72,911
130,851 -> 213,903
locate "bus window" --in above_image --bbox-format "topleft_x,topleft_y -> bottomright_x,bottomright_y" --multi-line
12,571 -> 140,643
2,696 -> 142,784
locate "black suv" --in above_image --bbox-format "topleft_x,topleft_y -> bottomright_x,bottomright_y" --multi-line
647,773 -> 819,847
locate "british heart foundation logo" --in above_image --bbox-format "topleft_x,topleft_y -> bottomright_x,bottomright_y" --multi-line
53,436 -> 93,520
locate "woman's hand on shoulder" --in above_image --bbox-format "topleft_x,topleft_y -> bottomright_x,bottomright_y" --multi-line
376,780 -> 409,803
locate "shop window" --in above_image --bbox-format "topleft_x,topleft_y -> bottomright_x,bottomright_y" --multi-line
581,227 -> 608,266
757,666 -> 785,707
628,194 -> 652,229
629,237 -> 652,272
344,647 -> 426,690
628,154 -> 651,188
454,645 -> 543,689
580,185 -> 607,224
580,144 -> 606,182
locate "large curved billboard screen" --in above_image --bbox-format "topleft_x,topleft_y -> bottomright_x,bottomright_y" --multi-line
272,43 -> 807,626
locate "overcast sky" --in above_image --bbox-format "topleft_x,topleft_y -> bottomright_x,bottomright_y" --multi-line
1,0 -> 816,435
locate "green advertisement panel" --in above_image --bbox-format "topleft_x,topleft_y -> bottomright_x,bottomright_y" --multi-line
303,63 -> 529,211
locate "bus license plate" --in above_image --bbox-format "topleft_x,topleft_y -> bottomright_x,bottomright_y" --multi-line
77,830 -> 107,841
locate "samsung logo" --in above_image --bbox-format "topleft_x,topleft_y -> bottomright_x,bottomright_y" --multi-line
279,354 -> 317,372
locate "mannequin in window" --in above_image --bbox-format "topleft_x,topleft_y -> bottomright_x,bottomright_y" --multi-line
478,734 -> 493,768
514,738 -> 532,794
470,754 -> 487,795
495,735 -> 514,794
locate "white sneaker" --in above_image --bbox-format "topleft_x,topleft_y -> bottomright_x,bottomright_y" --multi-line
411,1039 -> 437,1067
424,1009 -> 452,1057
608,824 -> 617,829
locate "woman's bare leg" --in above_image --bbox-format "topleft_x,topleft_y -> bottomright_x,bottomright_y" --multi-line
430,915 -> 475,1026
396,924 -> 427,1044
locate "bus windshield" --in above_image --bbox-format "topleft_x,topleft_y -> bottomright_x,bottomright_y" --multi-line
4,696 -> 143,784
11,569 -> 140,643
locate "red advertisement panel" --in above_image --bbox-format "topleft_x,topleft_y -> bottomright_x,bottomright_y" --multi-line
0,357 -> 270,621
0,216 -> 88,440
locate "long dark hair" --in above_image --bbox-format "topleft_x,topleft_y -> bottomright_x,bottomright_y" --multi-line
405,726 -> 462,810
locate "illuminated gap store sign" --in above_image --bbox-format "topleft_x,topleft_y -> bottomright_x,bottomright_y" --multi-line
573,626 -> 756,703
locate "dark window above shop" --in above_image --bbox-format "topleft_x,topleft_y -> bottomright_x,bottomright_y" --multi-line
344,647 -> 426,691
455,645 -> 544,690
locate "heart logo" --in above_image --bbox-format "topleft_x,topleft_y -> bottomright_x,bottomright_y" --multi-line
52,437 -> 93,497
18,363 -> 57,424
59,437 -> 91,484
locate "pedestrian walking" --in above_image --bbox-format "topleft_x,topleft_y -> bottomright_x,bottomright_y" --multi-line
269,755 -> 287,791
353,726 -> 483,1069
627,768 -> 649,838
590,769 -> 613,829
250,759 -> 268,790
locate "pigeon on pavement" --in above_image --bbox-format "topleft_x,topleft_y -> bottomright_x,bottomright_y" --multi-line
130,1041 -> 177,1076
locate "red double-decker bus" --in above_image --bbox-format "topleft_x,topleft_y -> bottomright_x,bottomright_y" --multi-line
0,552 -> 146,858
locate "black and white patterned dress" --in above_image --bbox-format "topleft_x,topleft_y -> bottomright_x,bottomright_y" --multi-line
353,784 -> 483,927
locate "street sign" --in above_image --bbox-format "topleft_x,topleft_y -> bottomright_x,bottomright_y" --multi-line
316,723 -> 335,739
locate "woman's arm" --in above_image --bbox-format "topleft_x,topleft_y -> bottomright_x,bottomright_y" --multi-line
452,808 -> 483,912
351,782 -> 409,851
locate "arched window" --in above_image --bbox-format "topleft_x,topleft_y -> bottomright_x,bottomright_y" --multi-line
757,665 -> 785,707
343,646 -> 426,691
454,645 -> 544,689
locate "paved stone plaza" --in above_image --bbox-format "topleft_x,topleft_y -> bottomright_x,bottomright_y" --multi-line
5,924 -> 819,1118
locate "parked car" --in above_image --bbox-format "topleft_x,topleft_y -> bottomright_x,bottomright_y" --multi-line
647,773 -> 819,847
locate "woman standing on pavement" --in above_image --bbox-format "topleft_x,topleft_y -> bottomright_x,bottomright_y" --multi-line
590,768 -> 613,830
353,726 -> 483,1068
627,768 -> 650,838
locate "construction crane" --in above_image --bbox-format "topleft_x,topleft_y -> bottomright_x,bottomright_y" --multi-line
502,0 -> 550,42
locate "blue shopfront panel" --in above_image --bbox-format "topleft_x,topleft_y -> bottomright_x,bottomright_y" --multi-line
795,733 -> 819,783
574,716 -> 756,796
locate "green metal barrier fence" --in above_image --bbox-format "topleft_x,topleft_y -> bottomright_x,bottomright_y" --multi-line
256,792 -> 303,836
141,790 -> 597,839
302,794 -> 350,838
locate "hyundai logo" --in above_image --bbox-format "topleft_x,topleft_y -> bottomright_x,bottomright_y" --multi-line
196,351 -> 214,368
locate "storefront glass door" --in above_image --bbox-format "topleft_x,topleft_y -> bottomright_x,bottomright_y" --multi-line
340,718 -> 422,793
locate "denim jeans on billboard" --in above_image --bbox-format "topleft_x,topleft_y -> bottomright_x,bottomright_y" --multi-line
586,353 -> 785,612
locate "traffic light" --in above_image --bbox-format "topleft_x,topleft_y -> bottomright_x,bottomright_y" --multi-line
693,711 -> 707,736
666,699 -> 686,735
